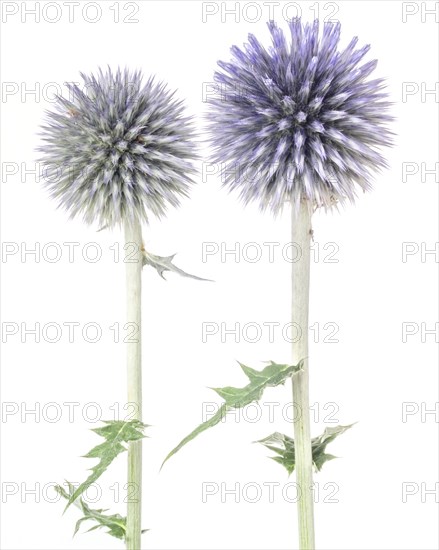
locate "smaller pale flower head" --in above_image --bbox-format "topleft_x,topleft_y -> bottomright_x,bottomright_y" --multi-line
39,68 -> 197,227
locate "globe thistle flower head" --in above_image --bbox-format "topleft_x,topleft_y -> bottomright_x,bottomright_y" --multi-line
39,67 -> 197,228
207,19 -> 394,213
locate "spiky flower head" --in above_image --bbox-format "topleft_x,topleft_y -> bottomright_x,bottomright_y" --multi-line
39,68 -> 197,228
207,19 -> 393,212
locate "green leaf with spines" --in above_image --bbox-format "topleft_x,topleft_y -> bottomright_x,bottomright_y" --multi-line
257,424 -> 354,475
56,482 -> 148,540
162,360 -> 303,466
66,419 -> 148,508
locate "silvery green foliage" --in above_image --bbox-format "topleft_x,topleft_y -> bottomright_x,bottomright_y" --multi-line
207,19 -> 394,212
257,424 -> 353,475
163,360 -> 302,466
56,482 -> 149,540
39,68 -> 197,227
64,420 -> 148,509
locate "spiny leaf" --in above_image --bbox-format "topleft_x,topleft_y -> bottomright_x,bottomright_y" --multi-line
142,249 -> 213,281
211,361 -> 303,407
257,424 -> 354,475
57,483 -> 126,540
162,360 -> 303,467
56,482 -> 149,541
66,420 -> 148,509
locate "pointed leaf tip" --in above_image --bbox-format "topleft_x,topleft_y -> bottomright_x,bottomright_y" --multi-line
57,482 -> 137,540
142,249 -> 213,282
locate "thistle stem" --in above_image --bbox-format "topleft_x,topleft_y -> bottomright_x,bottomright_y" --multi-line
291,201 -> 315,550
125,218 -> 143,550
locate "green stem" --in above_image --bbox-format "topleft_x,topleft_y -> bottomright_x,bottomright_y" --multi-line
291,201 -> 315,550
125,218 -> 143,550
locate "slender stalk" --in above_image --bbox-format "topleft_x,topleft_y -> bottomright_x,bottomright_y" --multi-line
291,201 -> 315,550
125,217 -> 143,550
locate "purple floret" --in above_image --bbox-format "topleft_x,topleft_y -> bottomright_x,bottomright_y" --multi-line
207,19 -> 394,212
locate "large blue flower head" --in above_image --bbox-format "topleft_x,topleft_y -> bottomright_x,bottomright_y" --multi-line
39,68 -> 197,228
207,19 -> 393,212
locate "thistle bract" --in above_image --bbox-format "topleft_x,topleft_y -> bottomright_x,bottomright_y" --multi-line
207,19 -> 393,212
39,68 -> 197,227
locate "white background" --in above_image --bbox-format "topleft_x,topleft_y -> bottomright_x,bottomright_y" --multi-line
1,1 -> 438,549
